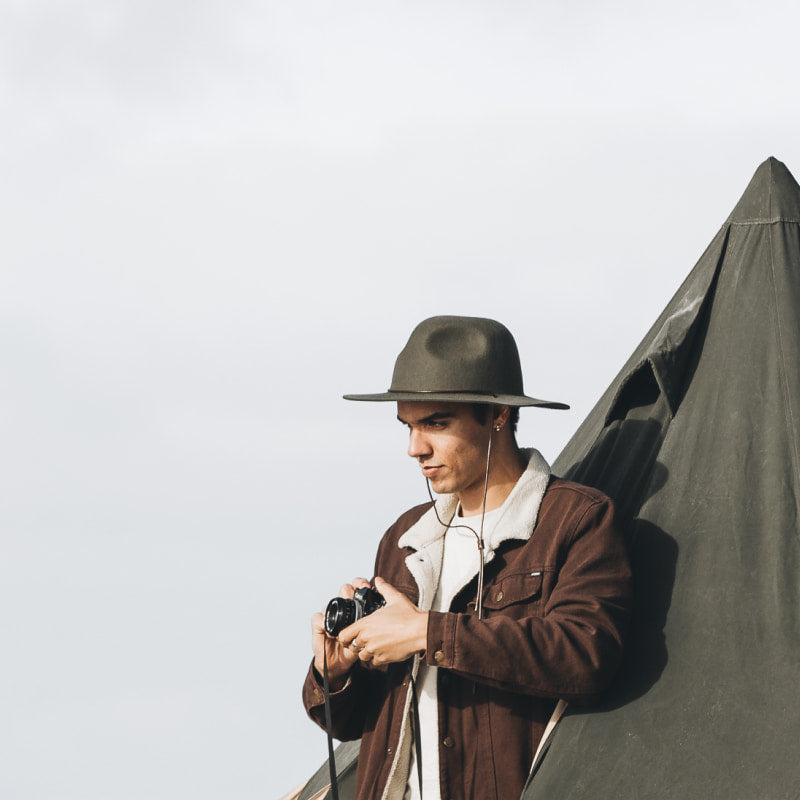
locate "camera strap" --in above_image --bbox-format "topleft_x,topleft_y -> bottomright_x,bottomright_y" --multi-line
321,652 -> 423,799
322,648 -> 340,800
409,671 -> 423,797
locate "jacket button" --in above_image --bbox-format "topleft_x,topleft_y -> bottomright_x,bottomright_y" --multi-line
495,590 -> 504,601
387,747 -> 393,755
443,736 -> 455,748
434,650 -> 444,662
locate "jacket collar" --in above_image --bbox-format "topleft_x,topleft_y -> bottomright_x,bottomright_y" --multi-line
398,448 -> 551,610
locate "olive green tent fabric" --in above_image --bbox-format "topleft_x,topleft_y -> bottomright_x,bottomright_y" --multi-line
296,740 -> 359,800
525,157 -> 800,799
293,157 -> 800,799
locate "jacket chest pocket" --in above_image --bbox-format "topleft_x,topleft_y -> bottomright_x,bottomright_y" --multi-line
482,570 -> 544,616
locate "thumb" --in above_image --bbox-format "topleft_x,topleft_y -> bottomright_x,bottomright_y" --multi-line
374,577 -> 405,604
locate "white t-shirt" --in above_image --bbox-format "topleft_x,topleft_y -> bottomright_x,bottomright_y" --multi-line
404,506 -> 504,800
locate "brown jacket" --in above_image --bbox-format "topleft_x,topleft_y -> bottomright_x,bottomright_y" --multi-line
303,471 -> 632,800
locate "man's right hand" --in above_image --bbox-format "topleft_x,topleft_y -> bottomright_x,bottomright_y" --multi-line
311,577 -> 371,690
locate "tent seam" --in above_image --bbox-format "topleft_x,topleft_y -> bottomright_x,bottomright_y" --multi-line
730,218 -> 800,226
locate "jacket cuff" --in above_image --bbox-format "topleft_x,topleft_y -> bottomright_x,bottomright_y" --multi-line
302,660 -> 353,710
425,610 -> 457,669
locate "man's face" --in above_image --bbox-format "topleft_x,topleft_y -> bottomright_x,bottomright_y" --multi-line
396,401 -> 491,498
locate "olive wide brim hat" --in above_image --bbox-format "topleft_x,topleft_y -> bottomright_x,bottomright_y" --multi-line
344,315 -> 569,409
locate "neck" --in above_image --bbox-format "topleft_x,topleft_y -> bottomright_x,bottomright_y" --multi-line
458,441 -> 526,517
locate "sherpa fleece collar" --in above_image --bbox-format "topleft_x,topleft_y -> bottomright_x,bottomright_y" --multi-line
397,448 -> 551,611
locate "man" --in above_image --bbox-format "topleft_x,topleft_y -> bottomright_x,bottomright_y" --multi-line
303,315 -> 632,800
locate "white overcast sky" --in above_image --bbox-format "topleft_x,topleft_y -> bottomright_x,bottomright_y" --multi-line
3,2 -> 800,798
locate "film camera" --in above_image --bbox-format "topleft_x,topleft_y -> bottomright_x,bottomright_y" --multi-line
324,586 -> 386,637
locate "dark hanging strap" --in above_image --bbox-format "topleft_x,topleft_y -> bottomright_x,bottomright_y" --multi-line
322,649 -> 340,800
322,656 -> 423,800
409,672 -> 423,797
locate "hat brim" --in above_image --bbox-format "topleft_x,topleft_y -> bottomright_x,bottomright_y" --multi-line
343,391 -> 569,409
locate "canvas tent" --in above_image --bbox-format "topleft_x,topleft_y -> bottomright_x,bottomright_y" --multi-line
525,159 -> 800,798
290,157 -> 800,799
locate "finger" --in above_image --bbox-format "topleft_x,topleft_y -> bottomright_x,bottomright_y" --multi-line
346,638 -> 365,655
373,577 -> 406,604
338,619 -> 363,645
369,651 -> 387,667
338,584 -> 356,600
311,612 -> 325,634
337,642 -> 359,663
356,645 -> 373,663
352,577 -> 371,589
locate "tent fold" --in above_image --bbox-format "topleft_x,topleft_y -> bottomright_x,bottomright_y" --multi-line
607,237 -> 723,421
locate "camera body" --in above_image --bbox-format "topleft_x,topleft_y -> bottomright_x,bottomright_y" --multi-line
324,586 -> 386,637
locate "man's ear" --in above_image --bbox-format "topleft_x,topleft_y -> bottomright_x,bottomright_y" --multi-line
493,405 -> 511,429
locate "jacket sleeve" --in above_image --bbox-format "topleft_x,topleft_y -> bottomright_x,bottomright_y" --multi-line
301,508 -> 426,739
424,496 -> 632,700
302,661 -> 373,741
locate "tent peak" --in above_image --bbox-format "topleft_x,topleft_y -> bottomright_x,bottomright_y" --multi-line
727,157 -> 800,224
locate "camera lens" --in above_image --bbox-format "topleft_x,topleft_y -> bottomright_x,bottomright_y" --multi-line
324,597 -> 357,637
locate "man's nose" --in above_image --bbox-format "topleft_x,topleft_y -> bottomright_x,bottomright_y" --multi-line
407,428 -> 431,459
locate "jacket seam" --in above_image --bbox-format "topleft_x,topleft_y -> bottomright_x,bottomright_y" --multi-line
565,497 -> 605,549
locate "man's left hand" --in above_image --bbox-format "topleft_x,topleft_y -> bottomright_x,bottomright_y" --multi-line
338,577 -> 428,667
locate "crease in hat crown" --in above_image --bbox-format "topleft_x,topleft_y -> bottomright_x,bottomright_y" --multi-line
344,315 -> 569,409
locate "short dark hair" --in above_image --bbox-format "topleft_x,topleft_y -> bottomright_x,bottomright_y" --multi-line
470,403 -> 519,433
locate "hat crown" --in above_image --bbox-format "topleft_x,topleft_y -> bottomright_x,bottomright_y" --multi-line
390,316 -> 524,397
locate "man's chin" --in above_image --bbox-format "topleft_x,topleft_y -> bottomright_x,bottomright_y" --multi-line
427,478 -> 454,495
